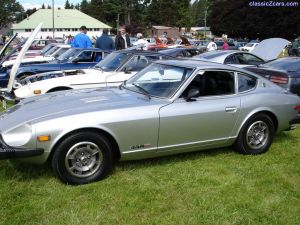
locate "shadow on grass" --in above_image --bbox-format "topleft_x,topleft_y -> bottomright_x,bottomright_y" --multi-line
0,130 -> 295,182
273,131 -> 298,143
117,146 -> 234,170
0,160 -> 53,181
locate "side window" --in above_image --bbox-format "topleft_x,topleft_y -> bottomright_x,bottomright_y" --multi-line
239,53 -> 264,65
93,52 -> 104,62
224,55 -> 239,64
238,73 -> 257,92
181,71 -> 235,98
76,51 -> 93,62
123,55 -> 151,72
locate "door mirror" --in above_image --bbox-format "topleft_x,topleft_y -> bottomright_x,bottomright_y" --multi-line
124,66 -> 133,74
185,89 -> 199,102
72,57 -> 80,63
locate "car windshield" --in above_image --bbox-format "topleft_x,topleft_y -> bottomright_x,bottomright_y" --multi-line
40,44 -> 56,54
264,59 -> 300,72
124,63 -> 194,98
44,46 -> 60,56
245,43 -> 254,47
53,47 -> 69,58
94,52 -> 130,72
57,48 -> 82,61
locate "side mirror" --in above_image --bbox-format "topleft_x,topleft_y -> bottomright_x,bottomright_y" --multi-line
72,58 -> 80,63
185,89 -> 199,102
124,67 -> 133,74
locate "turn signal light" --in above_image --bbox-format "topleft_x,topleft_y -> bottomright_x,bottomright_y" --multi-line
34,90 -> 41,95
37,135 -> 51,142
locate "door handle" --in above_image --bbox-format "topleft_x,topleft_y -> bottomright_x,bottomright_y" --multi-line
225,106 -> 237,113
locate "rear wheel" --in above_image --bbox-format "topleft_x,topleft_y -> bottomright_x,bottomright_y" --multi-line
51,132 -> 113,185
234,113 -> 275,154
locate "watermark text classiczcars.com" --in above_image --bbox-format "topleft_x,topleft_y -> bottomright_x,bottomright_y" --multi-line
249,1 -> 299,7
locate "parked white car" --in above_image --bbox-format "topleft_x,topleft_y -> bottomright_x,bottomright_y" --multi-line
2,44 -> 70,68
12,50 -> 174,99
239,42 -> 259,52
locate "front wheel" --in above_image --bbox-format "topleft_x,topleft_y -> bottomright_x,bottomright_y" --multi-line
234,114 -> 275,154
51,132 -> 113,185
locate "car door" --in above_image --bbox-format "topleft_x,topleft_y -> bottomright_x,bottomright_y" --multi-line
158,70 -> 240,151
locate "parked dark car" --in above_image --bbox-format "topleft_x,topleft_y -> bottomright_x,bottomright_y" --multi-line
0,48 -> 110,88
244,57 -> 300,96
159,47 -> 202,58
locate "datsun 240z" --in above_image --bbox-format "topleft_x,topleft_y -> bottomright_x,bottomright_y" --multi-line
0,60 -> 299,184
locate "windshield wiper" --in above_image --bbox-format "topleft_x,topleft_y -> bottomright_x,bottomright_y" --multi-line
132,82 -> 151,99
94,65 -> 104,72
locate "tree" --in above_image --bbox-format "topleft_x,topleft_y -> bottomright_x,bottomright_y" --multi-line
80,0 -> 89,14
0,0 -> 24,29
41,3 -> 45,9
208,0 -> 300,39
64,0 -> 71,9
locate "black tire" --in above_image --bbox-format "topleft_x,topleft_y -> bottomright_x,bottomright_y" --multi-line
234,113 -> 275,155
51,132 -> 113,185
46,87 -> 72,93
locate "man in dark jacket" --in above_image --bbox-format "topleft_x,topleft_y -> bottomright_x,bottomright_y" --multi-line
95,29 -> 114,51
115,26 -> 131,50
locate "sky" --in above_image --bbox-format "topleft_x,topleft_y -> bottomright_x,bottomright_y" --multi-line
18,0 -> 82,10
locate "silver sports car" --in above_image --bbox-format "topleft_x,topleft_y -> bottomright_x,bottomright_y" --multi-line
1,60 -> 300,185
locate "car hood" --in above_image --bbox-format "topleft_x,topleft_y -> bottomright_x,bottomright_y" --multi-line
251,38 -> 289,61
0,87 -> 167,132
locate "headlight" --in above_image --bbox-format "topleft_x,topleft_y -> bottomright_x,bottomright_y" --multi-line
2,124 -> 33,147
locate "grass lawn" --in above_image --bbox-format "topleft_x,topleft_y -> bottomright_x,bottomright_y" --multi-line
1,104 -> 300,225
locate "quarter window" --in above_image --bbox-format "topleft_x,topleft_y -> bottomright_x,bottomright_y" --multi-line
236,53 -> 264,65
238,73 -> 257,92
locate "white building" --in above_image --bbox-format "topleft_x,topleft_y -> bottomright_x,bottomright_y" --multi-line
12,9 -> 111,39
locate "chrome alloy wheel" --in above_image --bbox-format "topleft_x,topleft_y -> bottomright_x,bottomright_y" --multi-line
65,142 -> 103,178
246,121 -> 269,150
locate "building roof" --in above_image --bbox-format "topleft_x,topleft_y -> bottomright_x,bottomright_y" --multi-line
152,26 -> 178,30
12,9 -> 111,29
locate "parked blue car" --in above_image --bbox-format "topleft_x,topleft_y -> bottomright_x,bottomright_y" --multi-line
0,48 -> 111,88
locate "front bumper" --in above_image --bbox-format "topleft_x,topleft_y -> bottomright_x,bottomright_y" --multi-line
0,135 -> 44,160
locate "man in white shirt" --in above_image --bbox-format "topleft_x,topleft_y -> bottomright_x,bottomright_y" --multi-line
135,33 -> 149,50
207,39 -> 217,51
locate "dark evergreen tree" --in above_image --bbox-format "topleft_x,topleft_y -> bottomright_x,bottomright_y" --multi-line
208,0 -> 300,39
64,0 -> 71,9
0,0 -> 24,29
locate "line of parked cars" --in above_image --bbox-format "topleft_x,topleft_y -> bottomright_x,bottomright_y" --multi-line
0,32 -> 299,185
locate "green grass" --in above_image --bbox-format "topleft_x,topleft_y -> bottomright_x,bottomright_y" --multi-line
1,105 -> 300,225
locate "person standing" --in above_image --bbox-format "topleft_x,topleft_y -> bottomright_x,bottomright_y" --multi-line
222,39 -> 229,50
71,26 -> 92,48
206,39 -> 217,51
135,33 -> 148,50
115,26 -> 131,50
291,39 -> 299,56
95,29 -> 115,51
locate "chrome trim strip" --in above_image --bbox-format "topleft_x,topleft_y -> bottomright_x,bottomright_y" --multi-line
122,136 -> 237,154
